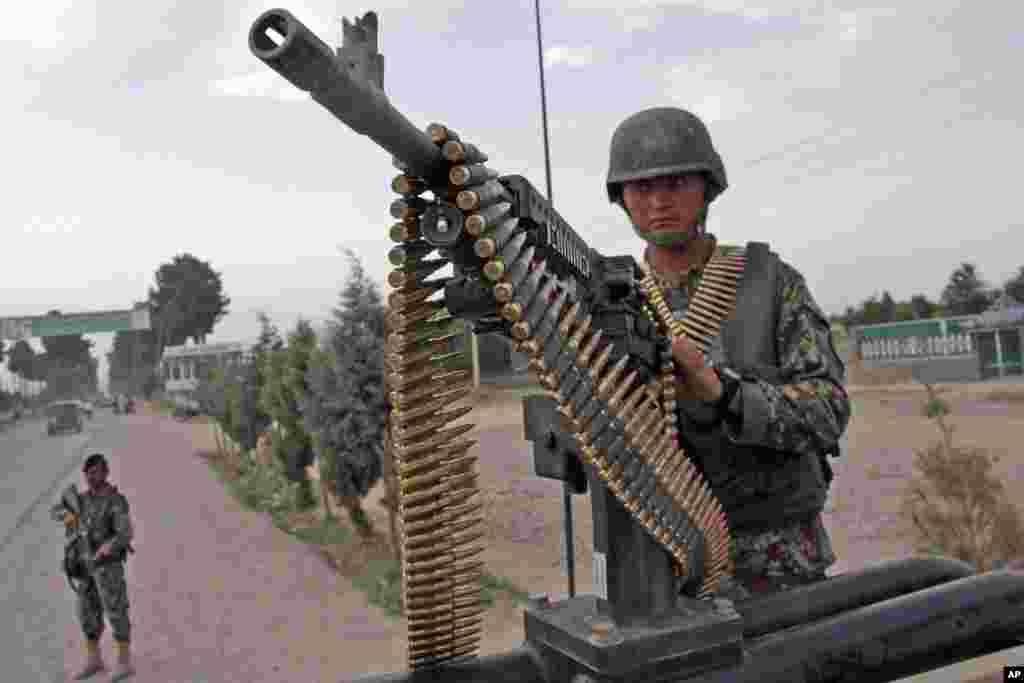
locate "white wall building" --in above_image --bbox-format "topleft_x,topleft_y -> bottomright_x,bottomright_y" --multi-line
160,341 -> 253,404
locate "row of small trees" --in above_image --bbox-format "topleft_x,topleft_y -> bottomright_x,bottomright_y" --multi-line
195,250 -> 392,544
0,323 -> 99,401
838,262 -> 1024,327
0,252 -> 231,401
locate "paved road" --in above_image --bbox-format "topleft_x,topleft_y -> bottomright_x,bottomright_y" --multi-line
2,408 -> 404,682
0,411 -> 108,682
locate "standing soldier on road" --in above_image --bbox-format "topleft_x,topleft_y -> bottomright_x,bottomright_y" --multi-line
606,107 -> 851,600
53,453 -> 136,680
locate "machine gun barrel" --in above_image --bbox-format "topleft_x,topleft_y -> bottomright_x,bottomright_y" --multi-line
248,9 -> 448,185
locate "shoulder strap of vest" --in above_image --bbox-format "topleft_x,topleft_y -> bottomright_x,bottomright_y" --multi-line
719,242 -> 783,383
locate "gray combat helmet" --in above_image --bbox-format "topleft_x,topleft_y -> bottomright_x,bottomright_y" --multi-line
606,107 -> 728,204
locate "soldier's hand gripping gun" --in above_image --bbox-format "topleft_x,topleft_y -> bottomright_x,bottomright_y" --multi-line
249,7 -> 745,670
251,12 -> 1024,683
52,483 -> 93,591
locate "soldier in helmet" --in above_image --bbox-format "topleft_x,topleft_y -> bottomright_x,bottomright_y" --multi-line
606,107 -> 851,600
53,453 -> 136,680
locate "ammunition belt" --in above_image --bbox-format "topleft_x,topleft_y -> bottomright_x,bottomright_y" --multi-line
386,123 -> 744,670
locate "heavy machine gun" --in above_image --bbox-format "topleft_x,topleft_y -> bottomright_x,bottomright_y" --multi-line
249,9 -> 1024,682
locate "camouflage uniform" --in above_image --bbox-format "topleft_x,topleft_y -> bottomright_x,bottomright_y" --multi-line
54,486 -> 134,642
648,240 -> 851,601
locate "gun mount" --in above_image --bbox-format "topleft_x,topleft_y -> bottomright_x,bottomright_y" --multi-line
250,8 -> 1024,682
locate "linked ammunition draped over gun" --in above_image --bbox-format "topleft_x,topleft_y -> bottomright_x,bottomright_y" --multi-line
249,10 -> 1024,683
249,8 -> 743,669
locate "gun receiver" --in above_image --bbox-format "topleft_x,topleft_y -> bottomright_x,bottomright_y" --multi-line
250,7 -> 743,673
251,10 -> 1024,682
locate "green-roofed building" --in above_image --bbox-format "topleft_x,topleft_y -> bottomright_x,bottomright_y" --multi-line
851,295 -> 1024,383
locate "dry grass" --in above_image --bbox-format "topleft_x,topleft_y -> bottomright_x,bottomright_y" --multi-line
982,387 -> 1024,404
900,383 -> 1024,571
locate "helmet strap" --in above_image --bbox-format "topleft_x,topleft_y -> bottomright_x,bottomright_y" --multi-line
630,204 -> 709,248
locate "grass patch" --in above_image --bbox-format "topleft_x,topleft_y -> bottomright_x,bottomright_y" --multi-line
196,447 -> 527,621
481,571 -> 531,606
290,515 -> 353,546
350,557 -> 531,618
350,558 -> 404,617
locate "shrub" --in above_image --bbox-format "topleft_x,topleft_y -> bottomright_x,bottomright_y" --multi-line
901,383 -> 1024,571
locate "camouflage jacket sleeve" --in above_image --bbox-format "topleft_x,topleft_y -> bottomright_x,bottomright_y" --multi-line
50,499 -> 67,522
721,260 -> 851,456
106,494 -> 134,555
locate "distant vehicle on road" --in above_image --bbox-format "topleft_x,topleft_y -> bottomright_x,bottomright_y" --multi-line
46,401 -> 84,436
73,400 -> 94,418
114,395 -> 136,414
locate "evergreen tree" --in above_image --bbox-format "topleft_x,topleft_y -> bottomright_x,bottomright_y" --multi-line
879,291 -> 897,323
909,294 -> 937,319
941,262 -> 995,316
304,250 -> 388,537
260,318 -> 318,508
1003,266 -> 1024,304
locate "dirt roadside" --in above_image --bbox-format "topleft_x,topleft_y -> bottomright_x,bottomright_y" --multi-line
89,380 -> 1023,681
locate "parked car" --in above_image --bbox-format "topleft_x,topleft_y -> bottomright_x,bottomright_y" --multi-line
46,401 -> 84,436
73,400 -> 94,418
113,394 -> 135,414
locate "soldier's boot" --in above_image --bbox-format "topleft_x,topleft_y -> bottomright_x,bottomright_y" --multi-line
73,638 -> 105,680
109,640 -> 134,681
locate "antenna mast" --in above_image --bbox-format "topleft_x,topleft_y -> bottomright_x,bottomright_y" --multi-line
533,0 -> 576,599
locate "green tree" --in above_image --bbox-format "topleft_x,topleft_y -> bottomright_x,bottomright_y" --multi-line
7,340 -> 44,381
38,311 -> 93,370
259,319 -> 318,508
909,294 -> 938,319
941,262 -> 995,316
199,316 -> 277,453
303,250 -> 388,537
1003,265 -> 1024,304
148,253 -> 231,351
106,330 -> 160,397
231,313 -> 281,451
878,291 -> 896,323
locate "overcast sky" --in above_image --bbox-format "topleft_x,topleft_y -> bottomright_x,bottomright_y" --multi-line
3,0 -> 1022,389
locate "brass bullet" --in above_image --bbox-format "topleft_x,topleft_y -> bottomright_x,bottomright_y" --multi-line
390,221 -> 421,243
597,354 -> 631,400
576,329 -> 604,369
392,174 -> 427,195
483,258 -> 505,281
500,302 -> 523,323
427,122 -> 457,144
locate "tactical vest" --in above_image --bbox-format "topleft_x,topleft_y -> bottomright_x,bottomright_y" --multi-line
82,490 -> 132,564
675,242 -> 830,533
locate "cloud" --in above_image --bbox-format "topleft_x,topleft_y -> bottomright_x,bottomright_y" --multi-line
561,0 -> 827,24
662,62 -> 753,125
544,45 -> 596,68
208,70 -> 310,102
3,0 -> 96,53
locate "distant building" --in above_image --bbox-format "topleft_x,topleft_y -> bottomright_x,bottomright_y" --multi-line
966,294 -> 1024,379
160,340 -> 253,405
850,296 -> 1024,384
